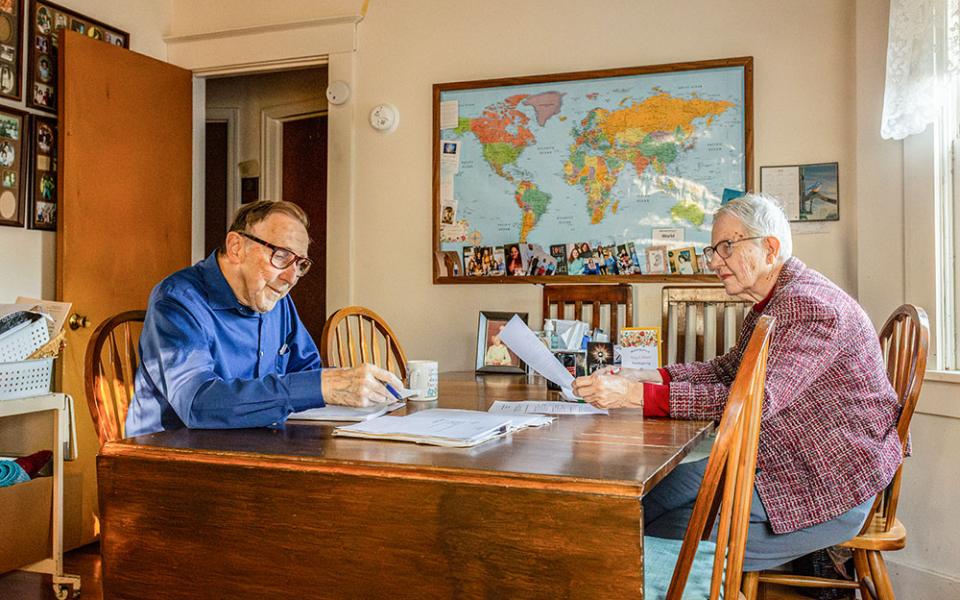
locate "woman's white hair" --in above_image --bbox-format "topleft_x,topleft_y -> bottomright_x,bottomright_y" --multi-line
715,193 -> 793,265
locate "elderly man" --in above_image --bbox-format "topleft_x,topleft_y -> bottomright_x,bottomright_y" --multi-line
573,194 -> 902,570
126,200 -> 401,437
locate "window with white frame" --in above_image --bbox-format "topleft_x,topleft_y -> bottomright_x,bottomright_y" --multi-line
883,0 -> 960,370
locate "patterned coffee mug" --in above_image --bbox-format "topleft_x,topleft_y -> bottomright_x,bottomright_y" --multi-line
406,360 -> 439,401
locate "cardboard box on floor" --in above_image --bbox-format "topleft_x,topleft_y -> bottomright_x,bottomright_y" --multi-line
0,477 -> 52,574
0,402 -> 55,574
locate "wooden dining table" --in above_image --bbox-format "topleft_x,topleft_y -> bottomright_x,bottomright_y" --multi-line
97,371 -> 713,599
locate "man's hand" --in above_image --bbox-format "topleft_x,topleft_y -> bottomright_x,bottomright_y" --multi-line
321,364 -> 404,407
572,371 -> 644,409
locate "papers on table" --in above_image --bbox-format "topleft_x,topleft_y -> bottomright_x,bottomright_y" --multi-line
334,412 -> 511,447
499,315 -> 581,400
332,408 -> 554,447
488,400 -> 608,416
412,408 -> 554,430
289,401 -> 405,422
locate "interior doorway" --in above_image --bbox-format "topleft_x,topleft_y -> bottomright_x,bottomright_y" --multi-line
203,67 -> 328,337
284,115 -> 328,333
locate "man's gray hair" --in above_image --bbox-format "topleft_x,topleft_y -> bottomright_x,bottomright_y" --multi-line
715,193 -> 793,265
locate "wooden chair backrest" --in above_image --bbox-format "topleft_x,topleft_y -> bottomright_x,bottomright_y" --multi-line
662,286 -> 751,365
83,310 -> 146,446
666,315 -> 775,600
320,306 -> 408,379
542,284 -> 633,343
860,304 -> 929,535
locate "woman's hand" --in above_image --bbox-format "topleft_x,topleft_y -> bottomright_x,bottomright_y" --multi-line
572,371 -> 644,409
591,366 -> 662,383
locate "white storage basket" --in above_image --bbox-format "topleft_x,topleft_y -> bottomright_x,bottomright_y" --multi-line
0,358 -> 54,401
0,313 -> 50,362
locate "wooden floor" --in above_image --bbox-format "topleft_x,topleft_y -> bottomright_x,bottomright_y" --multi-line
0,543 -> 828,599
0,543 -> 101,600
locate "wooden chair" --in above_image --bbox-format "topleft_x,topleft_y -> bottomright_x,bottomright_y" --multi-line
662,286 -> 750,365
743,304 -> 929,600
542,284 -> 633,343
645,315 -> 774,600
319,306 -> 409,379
83,310 -> 147,446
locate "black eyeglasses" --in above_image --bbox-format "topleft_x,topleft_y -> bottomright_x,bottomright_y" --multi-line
702,236 -> 765,263
238,232 -> 313,276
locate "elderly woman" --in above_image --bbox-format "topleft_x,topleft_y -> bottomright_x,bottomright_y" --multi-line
573,194 -> 902,571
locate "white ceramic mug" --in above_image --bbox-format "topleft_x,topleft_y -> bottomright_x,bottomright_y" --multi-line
406,360 -> 439,401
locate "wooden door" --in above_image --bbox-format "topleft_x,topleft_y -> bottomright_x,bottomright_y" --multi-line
283,115 -> 327,339
204,121 -> 228,256
57,30 -> 193,548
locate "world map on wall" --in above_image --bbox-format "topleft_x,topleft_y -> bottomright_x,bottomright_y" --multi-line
438,66 -> 747,259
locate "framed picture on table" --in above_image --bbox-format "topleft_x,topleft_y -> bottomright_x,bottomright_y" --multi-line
475,311 -> 528,374
0,106 -> 28,228
27,0 -> 130,113
28,115 -> 56,230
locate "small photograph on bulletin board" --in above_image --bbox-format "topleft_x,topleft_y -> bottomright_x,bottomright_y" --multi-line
27,0 -> 130,113
760,162 -> 838,222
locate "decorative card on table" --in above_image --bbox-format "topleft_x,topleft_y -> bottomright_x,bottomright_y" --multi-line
586,342 -> 616,374
619,327 -> 661,369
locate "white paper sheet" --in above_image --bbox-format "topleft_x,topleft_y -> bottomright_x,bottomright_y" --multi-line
410,407 -> 554,429
488,400 -> 608,416
439,100 -> 459,129
499,315 -> 580,399
759,166 -> 801,220
289,401 -> 405,422
13,297 -> 71,337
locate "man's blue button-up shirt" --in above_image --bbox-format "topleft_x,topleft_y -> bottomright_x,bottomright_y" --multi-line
126,252 -> 323,437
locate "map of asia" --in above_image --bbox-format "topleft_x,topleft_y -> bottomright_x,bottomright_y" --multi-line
437,63 -> 748,277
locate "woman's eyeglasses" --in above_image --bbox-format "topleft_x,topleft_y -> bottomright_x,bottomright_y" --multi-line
239,232 -> 313,276
702,236 -> 764,263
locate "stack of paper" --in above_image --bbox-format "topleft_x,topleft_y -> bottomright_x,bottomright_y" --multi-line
412,408 -> 555,430
333,408 -> 554,447
488,400 -> 608,416
289,401 -> 405,422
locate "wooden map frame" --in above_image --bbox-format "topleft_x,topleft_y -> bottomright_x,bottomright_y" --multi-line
432,56 -> 753,285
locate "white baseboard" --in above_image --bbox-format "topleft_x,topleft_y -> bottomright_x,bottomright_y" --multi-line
888,559 -> 960,599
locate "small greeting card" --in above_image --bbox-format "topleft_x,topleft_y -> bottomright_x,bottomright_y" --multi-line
619,327 -> 661,369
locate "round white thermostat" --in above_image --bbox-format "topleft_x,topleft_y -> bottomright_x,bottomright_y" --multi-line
370,103 -> 400,132
325,80 -> 350,105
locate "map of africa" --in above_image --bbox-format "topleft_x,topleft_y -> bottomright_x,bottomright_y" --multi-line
438,65 -> 747,262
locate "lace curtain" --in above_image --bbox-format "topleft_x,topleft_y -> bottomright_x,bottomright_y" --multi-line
881,0 -> 960,140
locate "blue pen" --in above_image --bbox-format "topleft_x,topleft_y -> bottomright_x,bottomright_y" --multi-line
385,383 -> 403,401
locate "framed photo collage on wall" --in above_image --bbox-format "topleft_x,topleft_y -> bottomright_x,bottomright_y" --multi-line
0,0 -> 128,230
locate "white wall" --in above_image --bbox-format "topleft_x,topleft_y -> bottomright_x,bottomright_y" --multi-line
0,0 -> 173,303
350,0 -> 856,370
